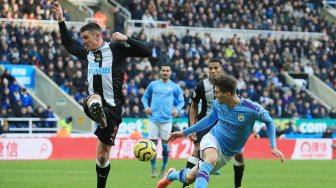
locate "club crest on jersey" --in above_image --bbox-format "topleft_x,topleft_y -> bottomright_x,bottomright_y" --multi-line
238,114 -> 244,122
167,87 -> 173,91
94,53 -> 102,62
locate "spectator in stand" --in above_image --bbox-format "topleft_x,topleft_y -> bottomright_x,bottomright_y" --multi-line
322,128 -> 333,138
45,106 -> 56,128
34,106 -> 48,128
171,122 -> 180,133
21,88 -> 33,107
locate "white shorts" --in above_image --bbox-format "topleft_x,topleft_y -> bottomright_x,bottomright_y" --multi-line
148,121 -> 172,141
199,133 -> 232,174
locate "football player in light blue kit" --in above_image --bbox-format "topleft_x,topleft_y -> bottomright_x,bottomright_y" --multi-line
156,74 -> 285,188
142,64 -> 185,178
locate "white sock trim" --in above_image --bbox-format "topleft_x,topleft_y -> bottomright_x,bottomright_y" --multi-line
89,99 -> 101,107
233,159 -> 244,166
188,155 -> 199,165
96,159 -> 110,168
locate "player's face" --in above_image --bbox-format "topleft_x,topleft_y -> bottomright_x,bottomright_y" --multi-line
81,30 -> 100,51
209,62 -> 224,80
160,66 -> 171,81
214,86 -> 230,104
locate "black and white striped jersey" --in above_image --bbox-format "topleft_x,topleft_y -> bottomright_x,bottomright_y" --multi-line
191,78 -> 215,120
59,22 -> 151,106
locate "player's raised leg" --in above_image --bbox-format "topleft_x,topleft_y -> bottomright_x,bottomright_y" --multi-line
233,152 -> 245,188
87,94 -> 106,129
194,148 -> 217,188
182,142 -> 199,188
96,140 -> 112,188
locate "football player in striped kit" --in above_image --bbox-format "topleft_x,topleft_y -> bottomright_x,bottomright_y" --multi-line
52,1 -> 151,188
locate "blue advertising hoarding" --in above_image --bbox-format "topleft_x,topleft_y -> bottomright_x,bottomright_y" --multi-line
3,64 -> 35,88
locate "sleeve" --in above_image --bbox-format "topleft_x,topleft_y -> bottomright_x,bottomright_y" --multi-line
58,21 -> 87,60
183,102 -> 218,135
141,83 -> 153,109
257,108 -> 277,149
174,86 -> 185,112
117,37 -> 151,58
191,82 -> 203,104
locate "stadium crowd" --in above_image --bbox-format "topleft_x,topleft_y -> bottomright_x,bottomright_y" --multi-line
122,0 -> 324,32
1,0 -> 336,126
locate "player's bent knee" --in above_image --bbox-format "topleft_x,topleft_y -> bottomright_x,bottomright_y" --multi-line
185,173 -> 196,184
97,153 -> 109,164
234,153 -> 244,163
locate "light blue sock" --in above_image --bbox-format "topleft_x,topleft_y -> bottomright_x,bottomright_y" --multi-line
167,168 -> 190,184
150,140 -> 158,170
195,162 -> 213,188
150,155 -> 157,170
161,144 -> 170,170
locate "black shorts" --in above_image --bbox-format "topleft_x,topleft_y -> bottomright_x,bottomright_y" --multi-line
83,96 -> 122,146
195,124 -> 215,144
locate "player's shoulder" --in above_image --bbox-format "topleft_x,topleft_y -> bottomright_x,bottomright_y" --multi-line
240,98 -> 263,112
151,80 -> 161,84
212,99 -> 220,107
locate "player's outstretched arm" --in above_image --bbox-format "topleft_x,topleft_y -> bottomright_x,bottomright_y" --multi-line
271,148 -> 285,163
168,131 -> 184,142
52,1 -> 86,60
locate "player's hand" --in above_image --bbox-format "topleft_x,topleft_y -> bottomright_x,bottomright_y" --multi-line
168,131 -> 184,142
188,133 -> 197,141
51,1 -> 64,22
144,108 -> 151,115
271,148 -> 285,163
112,32 -> 128,42
171,108 -> 178,117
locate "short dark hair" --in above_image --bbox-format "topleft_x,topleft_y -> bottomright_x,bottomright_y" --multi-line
159,63 -> 172,70
209,58 -> 222,64
80,23 -> 102,33
212,75 -> 237,94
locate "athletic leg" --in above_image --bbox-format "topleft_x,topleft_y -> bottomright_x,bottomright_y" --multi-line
159,122 -> 173,178
148,121 -> 160,178
233,152 -> 245,188
86,94 -> 106,129
96,140 -> 112,188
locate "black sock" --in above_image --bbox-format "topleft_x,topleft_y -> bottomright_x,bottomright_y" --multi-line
96,164 -> 110,188
186,161 -> 196,169
234,165 -> 245,188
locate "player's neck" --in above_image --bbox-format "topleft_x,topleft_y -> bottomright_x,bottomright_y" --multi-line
227,95 -> 241,108
161,78 -> 170,83
93,40 -> 104,52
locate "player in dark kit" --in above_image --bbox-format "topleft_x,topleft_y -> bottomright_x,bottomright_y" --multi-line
52,1 -> 151,188
183,58 -> 245,188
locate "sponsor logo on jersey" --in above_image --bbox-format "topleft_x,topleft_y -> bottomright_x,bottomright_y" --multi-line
88,62 -> 111,75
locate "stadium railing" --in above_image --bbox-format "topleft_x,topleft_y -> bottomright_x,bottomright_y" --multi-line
308,74 -> 336,110
67,0 -> 100,7
107,0 -> 131,21
125,20 -> 327,41
1,118 -> 59,134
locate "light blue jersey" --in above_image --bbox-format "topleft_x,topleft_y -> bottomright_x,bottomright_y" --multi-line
183,97 -> 276,157
142,80 -> 185,123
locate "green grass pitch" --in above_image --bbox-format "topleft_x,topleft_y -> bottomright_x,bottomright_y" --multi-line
0,159 -> 335,188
